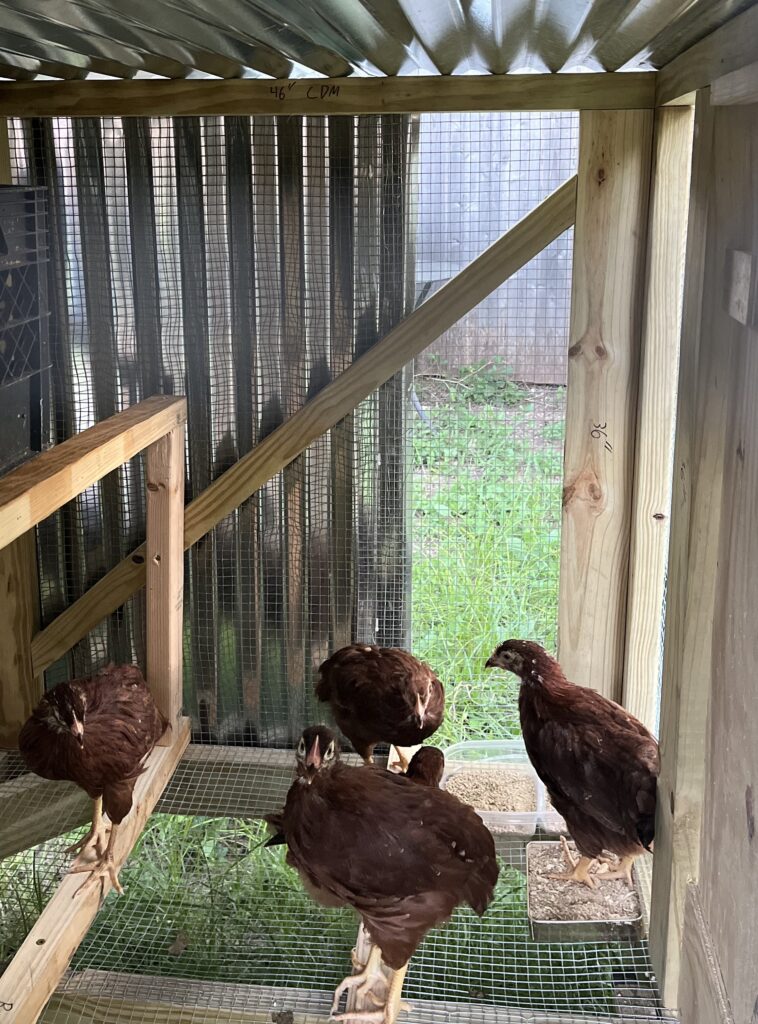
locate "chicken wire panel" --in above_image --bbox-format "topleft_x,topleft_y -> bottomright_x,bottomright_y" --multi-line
412,112 -> 576,748
0,810 -> 670,1024
8,111 -> 577,754
8,114 -> 415,745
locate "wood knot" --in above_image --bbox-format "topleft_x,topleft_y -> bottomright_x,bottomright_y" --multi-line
132,554 -> 145,565
594,344 -> 607,359
652,512 -> 666,521
737,439 -> 746,462
588,482 -> 602,502
596,167 -> 606,185
568,342 -> 582,359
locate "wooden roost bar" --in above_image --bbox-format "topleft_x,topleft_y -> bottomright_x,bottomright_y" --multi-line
0,2 -> 758,1022
0,396 -> 190,1022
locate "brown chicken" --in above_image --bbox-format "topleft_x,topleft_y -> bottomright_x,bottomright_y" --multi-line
272,725 -> 498,1023
485,639 -> 659,889
19,663 -> 168,895
404,746 -> 445,787
316,645 -> 445,771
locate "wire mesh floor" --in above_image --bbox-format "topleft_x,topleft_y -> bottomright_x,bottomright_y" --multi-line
0,747 -> 676,1024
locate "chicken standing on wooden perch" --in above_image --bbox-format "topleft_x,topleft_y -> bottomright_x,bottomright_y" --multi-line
316,645 -> 445,771
19,663 -> 168,896
485,639 -> 659,889
269,725 -> 498,1024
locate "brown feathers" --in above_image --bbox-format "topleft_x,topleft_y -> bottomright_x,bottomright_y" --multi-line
19,664 -> 168,825
486,639 -> 659,861
276,726 -> 498,969
316,644 -> 445,762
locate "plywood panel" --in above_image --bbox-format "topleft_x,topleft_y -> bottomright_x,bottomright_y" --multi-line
558,110 -> 652,701
650,91 -> 717,1008
698,105 -> 758,1024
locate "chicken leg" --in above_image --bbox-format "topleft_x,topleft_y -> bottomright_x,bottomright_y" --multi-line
70,821 -> 124,896
66,796 -> 110,860
332,962 -> 410,1024
548,835 -> 598,890
331,945 -> 387,1016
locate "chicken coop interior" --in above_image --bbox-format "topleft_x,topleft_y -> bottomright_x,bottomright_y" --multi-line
0,2 -> 757,1023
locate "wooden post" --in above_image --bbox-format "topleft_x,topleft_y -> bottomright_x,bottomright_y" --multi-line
649,91 -> 717,1007
558,110 -> 653,701
0,531 -> 41,747
145,425 -> 185,743
622,106 -> 695,731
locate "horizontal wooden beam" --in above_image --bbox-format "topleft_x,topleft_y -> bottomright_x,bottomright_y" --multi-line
711,60 -> 758,106
0,717 -> 190,1024
0,396 -> 187,551
0,73 -> 656,118
656,5 -> 758,106
31,176 -> 577,676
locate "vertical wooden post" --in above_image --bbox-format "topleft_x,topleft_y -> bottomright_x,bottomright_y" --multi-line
145,422 -> 185,743
649,91 -> 725,1009
558,109 -> 653,701
623,106 -> 695,732
0,117 -> 43,748
0,532 -> 41,748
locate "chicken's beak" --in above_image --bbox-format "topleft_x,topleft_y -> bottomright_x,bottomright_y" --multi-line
413,692 -> 426,728
305,735 -> 322,771
70,716 -> 84,747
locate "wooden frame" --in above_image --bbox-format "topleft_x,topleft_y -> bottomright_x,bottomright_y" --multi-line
557,110 -> 652,702
656,4 -> 758,106
622,106 -> 695,731
0,73 -> 655,118
0,395 -> 189,1024
30,177 -> 577,676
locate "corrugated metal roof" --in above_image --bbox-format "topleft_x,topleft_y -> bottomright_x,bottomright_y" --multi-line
0,0 -> 753,81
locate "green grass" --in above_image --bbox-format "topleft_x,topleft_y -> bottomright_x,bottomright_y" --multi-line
411,384 -> 564,744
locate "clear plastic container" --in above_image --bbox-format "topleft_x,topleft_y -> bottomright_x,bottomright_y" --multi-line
439,738 -> 570,838
440,739 -> 541,837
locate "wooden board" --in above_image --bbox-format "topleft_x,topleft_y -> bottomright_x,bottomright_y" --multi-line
0,718 -> 190,1024
0,74 -> 656,118
0,531 -> 41,748
712,60 -> 758,106
30,177 -> 577,676
0,770 -> 89,861
622,106 -> 694,732
679,884 -> 734,1024
649,91 -> 716,1008
696,104 -> 758,1024
0,395 -> 186,550
145,425 -> 185,742
656,5 -> 758,106
558,110 -> 652,701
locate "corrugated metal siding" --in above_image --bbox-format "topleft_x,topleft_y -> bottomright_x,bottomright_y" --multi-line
0,0 -> 752,81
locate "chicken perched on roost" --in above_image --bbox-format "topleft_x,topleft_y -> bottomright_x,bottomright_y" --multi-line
485,639 -> 659,889
19,663 -> 168,895
316,644 -> 445,771
404,745 -> 444,787
270,724 -> 498,1023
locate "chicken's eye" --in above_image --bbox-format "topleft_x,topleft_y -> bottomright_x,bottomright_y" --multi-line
297,738 -> 306,757
325,742 -> 335,760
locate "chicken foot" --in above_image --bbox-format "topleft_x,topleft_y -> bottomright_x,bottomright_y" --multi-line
70,821 -> 124,897
66,796 -> 110,860
331,945 -> 387,1016
595,853 -> 636,886
332,962 -> 410,1024
548,835 -> 598,890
